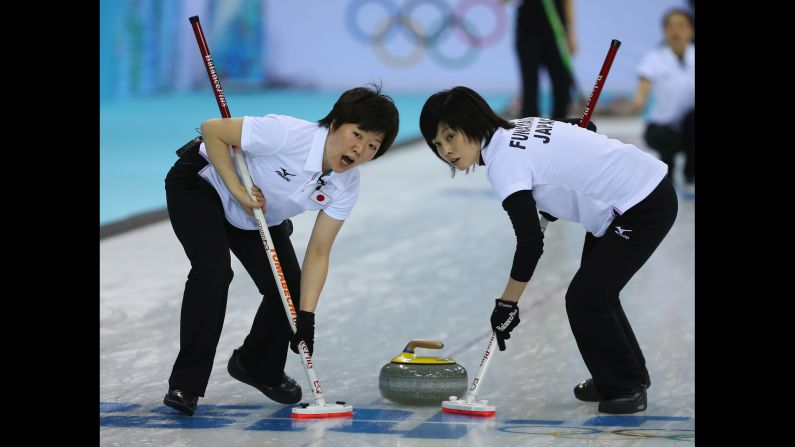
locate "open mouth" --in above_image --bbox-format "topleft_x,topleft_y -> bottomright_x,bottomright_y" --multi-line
341,155 -> 354,167
451,157 -> 460,167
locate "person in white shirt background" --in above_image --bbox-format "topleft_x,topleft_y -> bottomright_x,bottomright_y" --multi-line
630,9 -> 695,197
419,86 -> 678,414
162,85 -> 399,416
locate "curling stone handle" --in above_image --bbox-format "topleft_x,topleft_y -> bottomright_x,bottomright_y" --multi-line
403,340 -> 444,353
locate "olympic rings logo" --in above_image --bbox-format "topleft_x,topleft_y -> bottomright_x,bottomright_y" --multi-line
345,0 -> 508,69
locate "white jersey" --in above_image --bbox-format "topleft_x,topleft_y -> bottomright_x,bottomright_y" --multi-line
483,118 -> 668,237
637,43 -> 695,127
198,114 -> 360,230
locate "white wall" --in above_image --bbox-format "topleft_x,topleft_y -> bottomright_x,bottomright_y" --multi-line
265,0 -> 690,94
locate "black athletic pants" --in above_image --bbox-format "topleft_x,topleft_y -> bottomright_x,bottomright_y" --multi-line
565,177 -> 678,398
643,109 -> 695,184
164,149 -> 300,396
516,28 -> 573,119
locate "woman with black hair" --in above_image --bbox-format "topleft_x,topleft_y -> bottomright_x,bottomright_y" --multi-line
420,86 -> 677,414
163,85 -> 399,416
630,9 -> 695,196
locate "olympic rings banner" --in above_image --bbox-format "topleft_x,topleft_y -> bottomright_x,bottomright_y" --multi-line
100,0 -> 692,98
265,0 -> 690,93
266,0 -> 520,92
344,0 -> 509,69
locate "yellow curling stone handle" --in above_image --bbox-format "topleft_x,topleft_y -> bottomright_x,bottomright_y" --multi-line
391,340 -> 456,365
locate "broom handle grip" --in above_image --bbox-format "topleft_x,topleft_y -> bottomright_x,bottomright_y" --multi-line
403,340 -> 444,353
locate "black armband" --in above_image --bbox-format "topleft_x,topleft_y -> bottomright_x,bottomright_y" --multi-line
502,190 -> 544,282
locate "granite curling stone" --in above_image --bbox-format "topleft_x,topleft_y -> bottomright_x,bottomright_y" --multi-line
378,340 -> 468,405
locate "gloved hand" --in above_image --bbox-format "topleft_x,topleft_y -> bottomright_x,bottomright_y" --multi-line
491,299 -> 520,351
290,310 -> 315,356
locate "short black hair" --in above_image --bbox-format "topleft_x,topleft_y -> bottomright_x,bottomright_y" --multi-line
419,86 -> 515,165
318,84 -> 400,160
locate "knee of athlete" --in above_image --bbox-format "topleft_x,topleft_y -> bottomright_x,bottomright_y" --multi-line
194,264 -> 234,287
564,281 -> 588,304
218,267 -> 234,286
565,286 -> 617,312
565,298 -> 614,314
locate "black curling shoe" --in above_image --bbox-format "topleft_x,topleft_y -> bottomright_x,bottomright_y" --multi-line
598,387 -> 647,414
574,377 -> 650,403
163,388 -> 198,416
228,349 -> 302,404
573,379 -> 601,402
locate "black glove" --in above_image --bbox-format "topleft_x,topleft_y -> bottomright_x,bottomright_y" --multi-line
491,299 -> 520,351
290,310 -> 315,356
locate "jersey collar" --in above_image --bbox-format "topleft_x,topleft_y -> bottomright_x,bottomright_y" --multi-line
305,125 -> 346,188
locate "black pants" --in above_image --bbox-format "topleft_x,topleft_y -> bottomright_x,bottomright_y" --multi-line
515,28 -> 572,119
164,149 -> 300,397
644,109 -> 695,184
565,177 -> 678,398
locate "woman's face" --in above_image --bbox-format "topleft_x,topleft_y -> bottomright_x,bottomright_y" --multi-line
323,123 -> 384,173
664,13 -> 693,49
431,123 -> 480,171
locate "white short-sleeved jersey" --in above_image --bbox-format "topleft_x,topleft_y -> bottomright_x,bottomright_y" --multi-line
197,114 -> 360,230
483,118 -> 668,237
637,43 -> 695,127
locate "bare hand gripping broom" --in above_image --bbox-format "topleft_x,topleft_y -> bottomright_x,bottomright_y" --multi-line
189,15 -> 353,419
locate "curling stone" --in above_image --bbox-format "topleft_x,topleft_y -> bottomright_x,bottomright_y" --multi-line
378,340 -> 468,406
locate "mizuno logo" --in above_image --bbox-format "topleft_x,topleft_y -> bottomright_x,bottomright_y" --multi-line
615,226 -> 632,239
276,168 -> 296,182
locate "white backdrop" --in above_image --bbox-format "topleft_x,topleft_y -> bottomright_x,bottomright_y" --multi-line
264,0 -> 690,94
